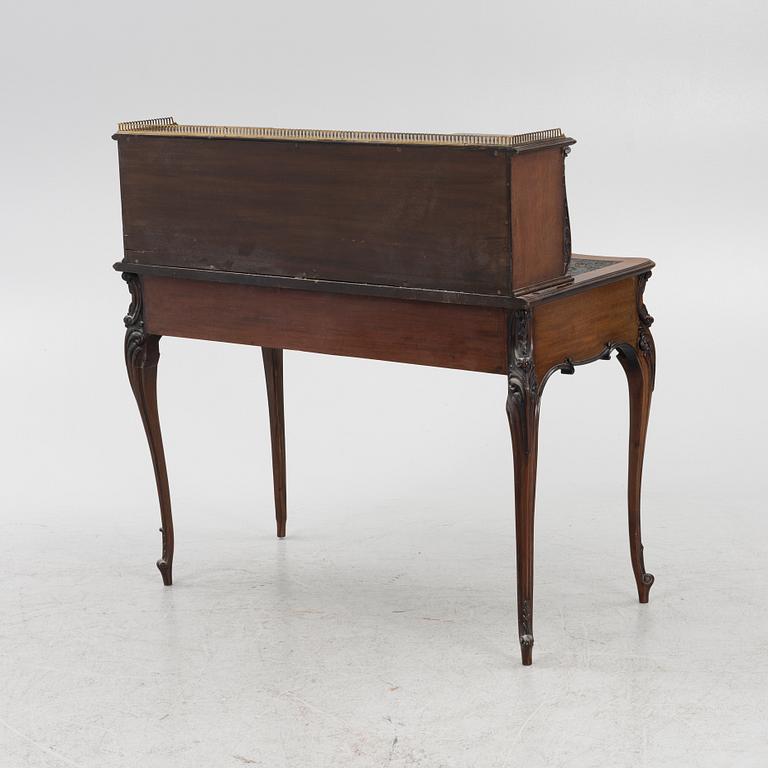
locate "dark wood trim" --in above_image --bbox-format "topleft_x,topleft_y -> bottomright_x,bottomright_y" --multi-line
537,341 -> 617,394
513,273 -> 574,297
561,146 -> 572,272
113,255 -> 653,310
114,261 -> 527,310
505,156 -> 513,297
635,271 -> 656,390
521,256 -> 655,305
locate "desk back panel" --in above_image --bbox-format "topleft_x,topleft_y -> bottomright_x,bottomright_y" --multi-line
142,276 -> 508,374
117,136 -> 570,296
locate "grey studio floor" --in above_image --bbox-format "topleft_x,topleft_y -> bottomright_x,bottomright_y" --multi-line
2,302 -> 767,767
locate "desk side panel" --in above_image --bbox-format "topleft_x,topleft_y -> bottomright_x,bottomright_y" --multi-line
532,277 -> 637,377
510,147 -> 568,291
141,276 -> 508,374
118,136 -> 510,295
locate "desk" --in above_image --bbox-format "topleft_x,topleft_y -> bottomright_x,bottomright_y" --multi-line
116,253 -> 655,666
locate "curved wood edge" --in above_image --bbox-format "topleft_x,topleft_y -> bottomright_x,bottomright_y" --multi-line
520,256 -> 655,306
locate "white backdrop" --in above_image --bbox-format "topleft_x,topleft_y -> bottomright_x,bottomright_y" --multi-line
1,2 -> 766,766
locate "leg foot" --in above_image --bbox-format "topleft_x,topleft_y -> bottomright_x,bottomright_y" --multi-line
157,557 -> 172,586
638,572 -> 654,604
519,598 -> 534,666
262,348 -> 287,538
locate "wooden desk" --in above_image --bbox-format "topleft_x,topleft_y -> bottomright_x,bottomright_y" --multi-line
116,253 -> 655,666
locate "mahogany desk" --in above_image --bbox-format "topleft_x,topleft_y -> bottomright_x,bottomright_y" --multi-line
115,254 -> 655,666
113,119 -> 656,665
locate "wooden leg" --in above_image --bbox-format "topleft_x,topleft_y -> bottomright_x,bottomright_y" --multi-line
507,309 -> 540,665
124,274 -> 174,585
507,387 -> 540,665
262,348 -> 287,538
618,342 -> 655,603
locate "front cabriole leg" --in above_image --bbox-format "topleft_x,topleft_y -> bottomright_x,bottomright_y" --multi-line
506,308 -> 540,666
617,272 -> 656,602
123,273 -> 174,585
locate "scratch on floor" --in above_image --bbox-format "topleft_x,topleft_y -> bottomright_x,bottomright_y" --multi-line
0,714 -> 86,768
278,691 -> 361,736
385,735 -> 398,766
514,699 -> 547,743
234,755 -> 259,764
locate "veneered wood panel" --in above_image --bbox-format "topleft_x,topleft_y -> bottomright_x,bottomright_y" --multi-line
533,277 -> 637,376
510,148 -> 566,290
118,136 -> 510,295
142,276 -> 508,373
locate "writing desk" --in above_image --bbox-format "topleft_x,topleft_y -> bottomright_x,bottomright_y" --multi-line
114,119 -> 656,665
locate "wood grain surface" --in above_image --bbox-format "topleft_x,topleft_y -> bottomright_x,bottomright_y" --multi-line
117,136 -> 571,296
532,277 -> 637,376
118,136 -> 510,294
142,276 -> 508,373
510,148 -> 567,290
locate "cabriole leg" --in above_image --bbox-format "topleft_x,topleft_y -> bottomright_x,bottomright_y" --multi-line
617,344 -> 655,603
507,392 -> 540,665
507,309 -> 540,665
262,348 -> 287,538
617,273 -> 656,602
123,273 -> 174,585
